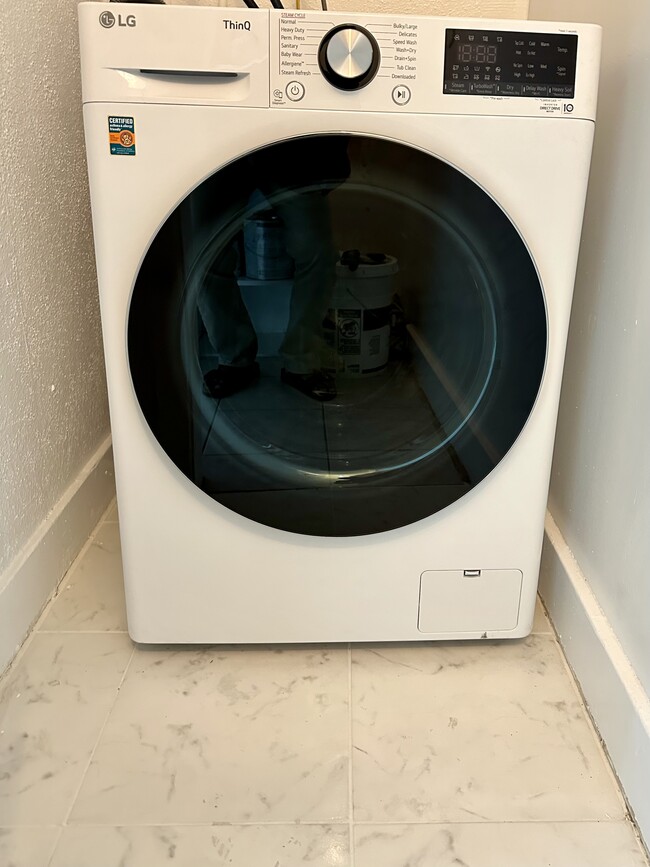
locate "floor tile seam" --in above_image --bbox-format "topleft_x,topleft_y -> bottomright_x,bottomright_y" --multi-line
350,818 -> 633,826
34,503 -> 115,636
100,496 -> 118,522
532,595 -> 554,635
347,644 -> 355,867
0,822 -> 63,831
52,820 -> 351,828
36,630 -> 129,635
544,625 -> 630,809
61,645 -> 137,827
45,825 -> 63,867
98,498 -> 118,522
0,511 -> 112,695
4,818 -> 631,829
538,594 -> 633,802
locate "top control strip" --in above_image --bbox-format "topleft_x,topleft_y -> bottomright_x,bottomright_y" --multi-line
443,29 -> 578,98
79,4 -> 601,119
269,11 -> 599,120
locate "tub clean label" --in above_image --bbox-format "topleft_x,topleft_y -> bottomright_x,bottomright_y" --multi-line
108,116 -> 136,156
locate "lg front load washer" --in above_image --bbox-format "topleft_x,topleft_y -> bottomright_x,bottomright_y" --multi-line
79,4 -> 600,643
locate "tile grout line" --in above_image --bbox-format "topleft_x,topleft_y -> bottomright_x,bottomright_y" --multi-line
37,630 -> 130,635
529,624 -> 635,823
541,611 -> 632,816
45,825 -> 64,867
60,644 -> 136,829
340,817 -> 636,826
0,501 -> 117,698
347,644 -> 355,867
35,500 -> 119,634
9,818 -> 638,830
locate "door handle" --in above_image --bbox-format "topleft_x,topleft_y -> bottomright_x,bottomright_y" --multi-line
113,67 -> 247,80
137,69 -> 244,79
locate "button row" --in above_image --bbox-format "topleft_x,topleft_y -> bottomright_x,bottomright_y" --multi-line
282,81 -> 413,106
444,81 -> 574,97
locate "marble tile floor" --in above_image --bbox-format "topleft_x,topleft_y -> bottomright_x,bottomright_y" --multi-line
0,501 -> 648,866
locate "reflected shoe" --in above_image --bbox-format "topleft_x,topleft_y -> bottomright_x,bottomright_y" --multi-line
281,369 -> 337,402
203,363 -> 259,399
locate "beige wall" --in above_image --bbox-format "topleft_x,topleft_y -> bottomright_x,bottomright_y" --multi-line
196,0 -> 530,17
0,0 -> 110,578
298,0 -> 528,15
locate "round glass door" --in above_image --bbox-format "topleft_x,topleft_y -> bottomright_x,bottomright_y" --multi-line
128,135 -> 546,537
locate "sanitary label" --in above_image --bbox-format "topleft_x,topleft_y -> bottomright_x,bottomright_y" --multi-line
108,116 -> 136,156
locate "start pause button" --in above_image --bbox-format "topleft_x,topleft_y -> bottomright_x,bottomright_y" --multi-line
392,85 -> 412,106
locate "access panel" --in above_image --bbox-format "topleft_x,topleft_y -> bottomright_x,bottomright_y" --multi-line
419,569 -> 523,633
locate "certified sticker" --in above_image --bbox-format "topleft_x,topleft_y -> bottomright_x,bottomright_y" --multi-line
108,116 -> 136,156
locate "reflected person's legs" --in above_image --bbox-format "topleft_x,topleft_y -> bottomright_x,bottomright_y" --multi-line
198,241 -> 260,399
273,192 -> 338,375
198,242 -> 258,367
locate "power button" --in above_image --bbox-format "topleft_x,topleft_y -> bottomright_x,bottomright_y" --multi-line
286,81 -> 305,102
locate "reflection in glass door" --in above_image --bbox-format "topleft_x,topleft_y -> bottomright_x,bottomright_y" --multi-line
128,135 -> 547,536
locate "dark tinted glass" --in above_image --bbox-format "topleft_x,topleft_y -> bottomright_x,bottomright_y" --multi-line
128,135 -> 546,536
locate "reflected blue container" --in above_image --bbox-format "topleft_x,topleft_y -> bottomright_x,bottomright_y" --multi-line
243,210 -> 294,281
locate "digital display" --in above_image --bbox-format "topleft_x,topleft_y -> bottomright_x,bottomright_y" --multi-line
456,43 -> 498,65
443,29 -> 578,99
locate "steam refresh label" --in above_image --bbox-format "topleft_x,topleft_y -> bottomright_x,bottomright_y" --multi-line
108,116 -> 136,156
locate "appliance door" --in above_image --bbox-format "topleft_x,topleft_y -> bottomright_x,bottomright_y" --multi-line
128,133 -> 546,537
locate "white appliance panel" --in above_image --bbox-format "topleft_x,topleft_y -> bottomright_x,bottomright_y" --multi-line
79,4 -> 600,643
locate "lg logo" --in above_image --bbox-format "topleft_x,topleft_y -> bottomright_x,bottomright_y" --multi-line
99,10 -> 136,28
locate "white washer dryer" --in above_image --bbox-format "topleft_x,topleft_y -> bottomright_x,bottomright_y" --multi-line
79,3 -> 600,643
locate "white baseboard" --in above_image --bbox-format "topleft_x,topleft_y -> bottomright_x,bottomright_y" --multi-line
0,436 -> 115,673
541,513 -> 650,849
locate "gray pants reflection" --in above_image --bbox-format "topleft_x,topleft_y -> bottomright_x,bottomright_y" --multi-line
198,192 -> 337,375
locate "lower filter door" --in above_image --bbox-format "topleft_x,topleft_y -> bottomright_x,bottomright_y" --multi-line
418,569 -> 523,634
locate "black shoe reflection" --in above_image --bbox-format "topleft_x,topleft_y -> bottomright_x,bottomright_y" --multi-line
203,363 -> 260,400
280,369 -> 337,402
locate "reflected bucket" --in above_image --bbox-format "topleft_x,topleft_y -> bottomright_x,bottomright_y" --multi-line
324,251 -> 398,376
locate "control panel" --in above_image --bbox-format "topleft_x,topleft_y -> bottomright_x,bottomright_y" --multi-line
269,12 -> 599,120
276,14 -> 422,99
443,29 -> 578,98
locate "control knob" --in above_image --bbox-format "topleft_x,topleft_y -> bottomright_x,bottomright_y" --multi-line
318,24 -> 380,91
